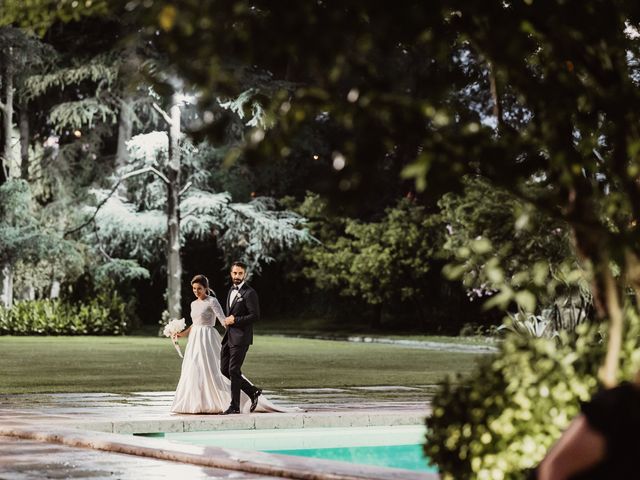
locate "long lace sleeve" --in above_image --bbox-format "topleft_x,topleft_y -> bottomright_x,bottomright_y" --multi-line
208,297 -> 226,326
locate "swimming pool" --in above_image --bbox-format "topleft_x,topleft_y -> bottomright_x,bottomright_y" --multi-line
135,425 -> 436,473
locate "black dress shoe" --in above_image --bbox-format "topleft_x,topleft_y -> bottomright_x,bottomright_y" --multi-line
250,389 -> 262,413
221,407 -> 240,415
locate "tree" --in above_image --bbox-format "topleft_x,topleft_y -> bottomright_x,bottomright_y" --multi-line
0,179 -> 81,306
132,0 -> 640,385
300,194 -> 444,326
0,26 -> 52,183
76,129 -> 311,319
0,27 -> 55,303
164,99 -> 182,321
438,175 -> 581,311
0,0 -> 109,36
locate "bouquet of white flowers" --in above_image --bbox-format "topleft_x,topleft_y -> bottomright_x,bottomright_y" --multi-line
163,318 -> 186,358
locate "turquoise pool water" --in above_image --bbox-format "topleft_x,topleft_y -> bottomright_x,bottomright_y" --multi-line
135,425 -> 435,473
265,443 -> 429,471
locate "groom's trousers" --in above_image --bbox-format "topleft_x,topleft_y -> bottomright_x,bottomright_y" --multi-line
220,342 -> 257,410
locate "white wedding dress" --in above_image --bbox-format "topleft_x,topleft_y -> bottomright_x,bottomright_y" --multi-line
171,295 -> 291,414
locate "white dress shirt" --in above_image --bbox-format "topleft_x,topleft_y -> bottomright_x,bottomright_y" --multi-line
229,281 -> 245,308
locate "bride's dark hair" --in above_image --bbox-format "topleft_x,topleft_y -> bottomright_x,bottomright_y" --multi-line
191,274 -> 215,296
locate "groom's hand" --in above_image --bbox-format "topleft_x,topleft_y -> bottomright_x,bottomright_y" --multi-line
224,315 -> 235,326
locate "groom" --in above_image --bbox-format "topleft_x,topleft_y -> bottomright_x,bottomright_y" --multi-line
220,261 -> 262,414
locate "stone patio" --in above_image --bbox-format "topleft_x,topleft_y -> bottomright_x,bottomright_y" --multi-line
0,386 -> 439,479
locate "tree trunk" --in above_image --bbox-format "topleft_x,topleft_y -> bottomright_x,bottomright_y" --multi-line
0,52 -> 14,305
625,249 -> 640,310
115,96 -> 133,168
487,60 -> 503,130
23,284 -> 35,301
50,279 -> 61,299
599,264 -> 624,388
166,102 -> 182,320
0,130 -> 5,184
18,98 -> 28,180
570,205 -> 624,385
0,263 -> 13,308
0,49 -> 14,184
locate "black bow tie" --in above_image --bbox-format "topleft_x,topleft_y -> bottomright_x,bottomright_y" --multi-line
232,286 -> 239,291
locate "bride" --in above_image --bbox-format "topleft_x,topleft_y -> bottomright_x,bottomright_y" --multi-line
171,274 -> 288,414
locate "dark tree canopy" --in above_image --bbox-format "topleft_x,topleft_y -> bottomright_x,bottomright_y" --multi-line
122,0 -> 640,383
5,0 -> 640,382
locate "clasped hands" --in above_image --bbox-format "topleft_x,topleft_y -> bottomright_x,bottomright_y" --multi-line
223,315 -> 235,327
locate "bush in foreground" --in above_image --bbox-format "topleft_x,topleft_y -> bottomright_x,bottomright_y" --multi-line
426,309 -> 640,479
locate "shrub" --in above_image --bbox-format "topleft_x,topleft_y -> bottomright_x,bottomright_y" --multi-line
498,294 -> 591,341
0,293 -> 129,335
425,307 -> 640,479
498,309 -> 559,340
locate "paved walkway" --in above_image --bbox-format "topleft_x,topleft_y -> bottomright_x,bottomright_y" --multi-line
0,436 -> 282,479
0,386 -> 437,480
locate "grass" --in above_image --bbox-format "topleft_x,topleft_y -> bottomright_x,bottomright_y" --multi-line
0,335 -> 485,394
254,317 -> 498,346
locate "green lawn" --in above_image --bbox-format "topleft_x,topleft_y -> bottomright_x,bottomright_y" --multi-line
253,317 -> 498,346
0,335 -> 485,394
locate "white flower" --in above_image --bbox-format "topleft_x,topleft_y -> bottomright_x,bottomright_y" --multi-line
162,318 -> 186,358
163,318 -> 186,337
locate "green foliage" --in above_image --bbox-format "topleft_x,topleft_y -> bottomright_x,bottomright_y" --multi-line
0,292 -> 129,335
94,259 -> 150,289
439,176 -> 583,310
499,294 -> 591,341
90,194 -> 167,264
425,306 -> 640,479
128,1 -> 455,199
26,50 -> 152,136
87,131 -> 311,274
0,180 -> 85,296
23,60 -> 118,100
302,195 -> 443,309
48,98 -> 118,131
141,0 -> 640,236
0,0 -> 110,36
13,252 -> 86,299
498,309 -> 558,340
134,2 -> 640,342
0,25 -> 54,73
0,179 -> 64,265
219,89 -> 272,129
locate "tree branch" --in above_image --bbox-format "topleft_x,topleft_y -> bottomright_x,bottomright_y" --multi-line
487,60 -> 503,131
64,166 -> 170,237
152,102 -> 173,127
599,262 -> 624,388
179,181 -> 193,197
92,219 -> 113,261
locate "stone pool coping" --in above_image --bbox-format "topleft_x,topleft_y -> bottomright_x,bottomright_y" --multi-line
0,411 -> 437,480
78,409 -> 428,434
0,390 -> 438,479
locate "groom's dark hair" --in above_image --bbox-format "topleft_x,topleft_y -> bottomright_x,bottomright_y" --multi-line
231,261 -> 247,271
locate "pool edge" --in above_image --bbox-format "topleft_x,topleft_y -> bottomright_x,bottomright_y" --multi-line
92,409 -> 428,434
0,422 -> 439,480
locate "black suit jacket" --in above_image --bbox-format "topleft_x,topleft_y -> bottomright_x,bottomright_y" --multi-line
224,283 -> 259,346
